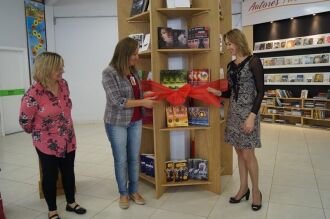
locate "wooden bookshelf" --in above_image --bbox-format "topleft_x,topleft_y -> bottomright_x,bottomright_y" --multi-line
261,97 -> 330,128
118,0 -> 233,198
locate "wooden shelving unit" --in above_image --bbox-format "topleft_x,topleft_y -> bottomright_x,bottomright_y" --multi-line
117,0 -> 233,198
261,97 -> 330,128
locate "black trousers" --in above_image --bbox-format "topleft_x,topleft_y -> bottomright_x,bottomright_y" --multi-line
36,148 -> 76,211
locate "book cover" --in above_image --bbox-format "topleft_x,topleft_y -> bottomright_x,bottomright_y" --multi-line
303,37 -> 314,46
166,106 -> 175,127
173,105 -> 189,127
288,74 -> 296,82
265,42 -> 273,50
281,74 -> 288,82
316,35 -> 325,44
304,55 -> 314,64
321,54 -> 329,63
301,89 -> 308,99
172,29 -> 187,48
130,0 -> 146,17
275,57 -> 285,66
141,33 -> 151,51
326,34 -> 330,44
259,43 -> 265,50
194,69 -> 210,86
294,38 -> 302,46
273,41 -> 280,49
188,107 -> 209,126
165,161 -> 174,182
145,155 -> 155,177
254,42 -> 261,50
280,40 -> 286,48
198,160 -> 208,180
292,56 -> 302,65
128,33 -> 144,50
174,160 -> 188,182
188,27 -> 209,48
314,73 -> 324,82
284,57 -> 292,65
158,27 -> 174,49
160,70 -> 187,89
286,39 -> 295,48
296,74 -> 304,82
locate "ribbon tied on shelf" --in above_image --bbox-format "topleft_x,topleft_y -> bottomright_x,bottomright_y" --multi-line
142,79 -> 228,107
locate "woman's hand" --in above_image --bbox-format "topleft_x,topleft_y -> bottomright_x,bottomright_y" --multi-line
142,96 -> 157,108
242,113 -> 256,134
207,87 -> 222,96
143,91 -> 155,98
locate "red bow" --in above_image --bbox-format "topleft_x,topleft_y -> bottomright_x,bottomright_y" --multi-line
142,79 -> 228,107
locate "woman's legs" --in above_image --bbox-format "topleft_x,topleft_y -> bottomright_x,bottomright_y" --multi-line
241,149 -> 261,205
126,120 -> 142,195
36,149 -> 59,216
58,150 -> 76,205
104,123 -> 129,196
234,148 -> 249,199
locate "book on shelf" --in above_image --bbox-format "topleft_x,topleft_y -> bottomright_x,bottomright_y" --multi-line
172,29 -> 188,48
160,69 -> 188,89
326,34 -> 330,44
129,33 -> 144,51
174,160 -> 189,182
275,97 -> 282,107
165,105 -> 189,127
266,42 -> 273,49
166,0 -> 175,8
281,74 -> 288,82
280,40 -> 286,48
130,0 -> 149,17
141,33 -> 151,51
158,27 -> 174,49
275,57 -> 285,66
187,158 -> 208,180
313,73 -> 324,82
140,154 -> 155,177
273,41 -> 280,49
259,43 -> 265,50
294,37 -> 303,46
188,107 -> 209,126
303,37 -> 314,46
296,74 -> 304,82
187,69 -> 210,86
288,74 -> 296,82
292,56 -> 303,65
165,161 -> 174,182
188,26 -> 209,49
300,89 -> 308,99
286,39 -> 295,48
316,35 -> 325,45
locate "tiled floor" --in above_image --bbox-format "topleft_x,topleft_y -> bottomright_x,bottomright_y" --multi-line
0,122 -> 329,219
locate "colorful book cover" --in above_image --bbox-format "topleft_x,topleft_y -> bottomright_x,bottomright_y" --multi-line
173,105 -> 189,127
165,161 -> 174,182
130,0 -> 146,17
158,27 -> 174,49
174,160 -> 188,182
166,106 -> 175,127
172,29 -> 187,48
188,107 -> 209,126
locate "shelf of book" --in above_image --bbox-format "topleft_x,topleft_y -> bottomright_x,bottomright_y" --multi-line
304,117 -> 330,121
265,82 -> 330,86
139,173 -> 156,185
159,126 -> 211,132
157,48 -> 211,54
119,0 -> 233,199
162,179 -> 212,187
254,43 -> 330,53
127,11 -> 150,23
156,8 -> 210,18
263,63 -> 330,69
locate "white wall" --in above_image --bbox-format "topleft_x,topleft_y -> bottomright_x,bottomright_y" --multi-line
50,0 -> 118,123
0,0 -> 27,48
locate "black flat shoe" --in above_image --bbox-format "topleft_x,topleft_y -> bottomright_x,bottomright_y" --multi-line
229,188 -> 250,203
49,213 -> 60,219
66,204 -> 87,214
251,192 -> 262,211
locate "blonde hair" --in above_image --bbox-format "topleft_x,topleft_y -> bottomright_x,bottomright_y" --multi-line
224,29 -> 251,57
110,37 -> 139,77
33,52 -> 64,88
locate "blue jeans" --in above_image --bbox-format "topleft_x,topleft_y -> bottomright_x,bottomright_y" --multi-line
105,120 -> 142,196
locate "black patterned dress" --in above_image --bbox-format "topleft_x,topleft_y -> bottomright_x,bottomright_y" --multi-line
223,56 -> 264,149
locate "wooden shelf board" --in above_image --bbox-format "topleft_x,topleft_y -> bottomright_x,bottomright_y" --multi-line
127,11 -> 150,23
157,48 -> 211,54
160,126 -> 211,131
263,63 -> 330,69
305,98 -> 330,102
139,173 -> 155,185
162,179 -> 212,187
157,8 -> 210,18
267,106 -> 313,110
303,117 -> 330,121
142,124 -> 154,130
253,43 -> 330,53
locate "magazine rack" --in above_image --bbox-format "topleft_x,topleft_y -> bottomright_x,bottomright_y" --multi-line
117,0 -> 233,198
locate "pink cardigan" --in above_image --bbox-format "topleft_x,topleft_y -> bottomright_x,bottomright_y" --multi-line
19,79 -> 76,157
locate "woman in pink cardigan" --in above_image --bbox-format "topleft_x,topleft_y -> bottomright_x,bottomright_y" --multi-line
19,52 -> 86,219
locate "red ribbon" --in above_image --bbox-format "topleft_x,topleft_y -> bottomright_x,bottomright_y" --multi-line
142,79 -> 228,107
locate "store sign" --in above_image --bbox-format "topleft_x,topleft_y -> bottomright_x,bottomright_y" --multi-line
242,0 -> 330,26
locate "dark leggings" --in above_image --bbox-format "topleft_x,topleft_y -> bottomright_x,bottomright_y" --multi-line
36,148 -> 76,211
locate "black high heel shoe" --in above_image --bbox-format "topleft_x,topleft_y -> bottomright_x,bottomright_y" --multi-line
229,188 -> 250,203
251,192 -> 262,211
